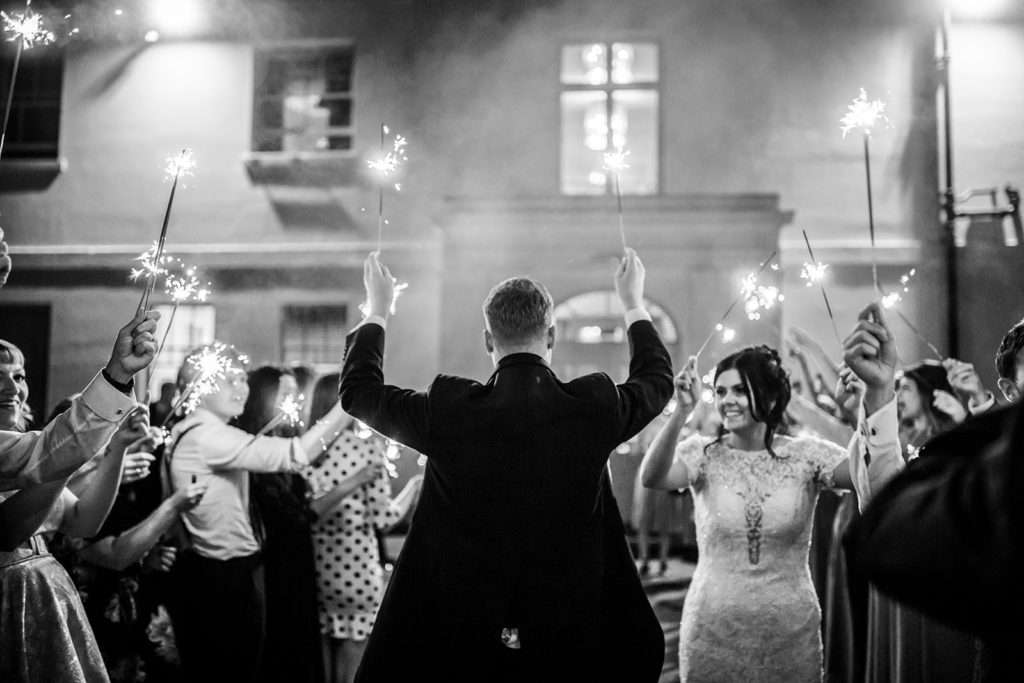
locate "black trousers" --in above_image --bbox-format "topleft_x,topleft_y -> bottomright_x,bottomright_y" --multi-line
168,551 -> 265,683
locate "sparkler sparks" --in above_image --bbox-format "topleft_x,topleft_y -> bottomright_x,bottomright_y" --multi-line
130,242 -> 172,283
800,261 -> 828,286
2,8 -> 55,49
163,344 -> 242,423
840,88 -> 889,138
602,148 -> 630,174
278,394 -> 304,429
741,274 -> 784,321
368,125 -> 409,253
693,249 -> 779,359
164,148 -> 196,182
602,146 -> 631,252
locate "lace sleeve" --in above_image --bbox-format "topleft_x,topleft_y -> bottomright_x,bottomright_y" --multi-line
795,435 -> 848,489
674,434 -> 711,491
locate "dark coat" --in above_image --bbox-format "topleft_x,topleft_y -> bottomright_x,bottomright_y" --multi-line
339,320 -> 673,682
845,401 -> 1024,682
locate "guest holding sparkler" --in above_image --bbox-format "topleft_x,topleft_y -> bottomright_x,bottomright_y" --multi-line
233,366 -> 323,683
0,310 -> 161,491
41,396 -> 206,683
163,344 -> 348,683
641,303 -> 905,682
0,335 -> 154,682
305,373 -> 422,683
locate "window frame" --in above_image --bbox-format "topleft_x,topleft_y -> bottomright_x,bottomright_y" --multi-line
0,43 -> 63,162
558,39 -> 662,197
249,38 -> 357,162
278,303 -> 351,372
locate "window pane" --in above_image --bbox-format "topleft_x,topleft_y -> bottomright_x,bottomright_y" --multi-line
561,91 -> 609,195
612,90 -> 658,194
561,43 -> 608,86
148,305 -> 216,396
611,43 -> 658,84
326,135 -> 352,151
282,94 -> 330,151
282,306 -> 349,366
321,97 -> 352,127
325,50 -> 353,92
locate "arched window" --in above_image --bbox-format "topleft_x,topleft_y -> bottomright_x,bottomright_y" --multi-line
554,291 -> 678,344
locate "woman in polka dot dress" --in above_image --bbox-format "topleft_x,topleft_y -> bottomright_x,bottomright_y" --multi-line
306,374 -> 423,683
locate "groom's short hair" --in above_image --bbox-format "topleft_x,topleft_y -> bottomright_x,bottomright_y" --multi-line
483,277 -> 554,346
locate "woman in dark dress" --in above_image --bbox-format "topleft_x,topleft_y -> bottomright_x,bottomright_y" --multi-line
233,366 -> 324,683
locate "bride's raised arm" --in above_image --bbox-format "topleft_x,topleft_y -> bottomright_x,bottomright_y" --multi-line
641,357 -> 700,490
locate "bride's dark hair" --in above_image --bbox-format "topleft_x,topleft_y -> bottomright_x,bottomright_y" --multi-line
710,345 -> 791,456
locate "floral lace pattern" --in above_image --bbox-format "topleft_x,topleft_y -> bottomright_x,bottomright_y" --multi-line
673,433 -> 847,682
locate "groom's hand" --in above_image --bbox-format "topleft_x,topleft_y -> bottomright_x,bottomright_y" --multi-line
614,247 -> 645,311
363,251 -> 396,319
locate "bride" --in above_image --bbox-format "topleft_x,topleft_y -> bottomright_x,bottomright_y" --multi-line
640,329 -> 899,681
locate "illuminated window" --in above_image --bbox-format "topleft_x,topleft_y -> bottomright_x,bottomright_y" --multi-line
252,44 -> 354,154
0,46 -> 63,160
281,305 -> 349,368
148,304 -> 216,395
560,43 -> 659,195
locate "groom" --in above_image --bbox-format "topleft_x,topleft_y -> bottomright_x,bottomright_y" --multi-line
340,249 -> 673,682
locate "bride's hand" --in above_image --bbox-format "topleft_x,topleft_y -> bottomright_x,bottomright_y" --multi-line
674,356 -> 701,410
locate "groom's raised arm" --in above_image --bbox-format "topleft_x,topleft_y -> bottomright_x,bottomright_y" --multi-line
339,255 -> 431,454
611,249 -> 673,443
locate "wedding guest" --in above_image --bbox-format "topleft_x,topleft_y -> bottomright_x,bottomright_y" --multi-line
163,344 -> 349,683
630,413 -> 685,578
994,316 -> 1024,402
0,313 -> 160,491
234,366 -> 323,683
641,302 -> 904,682
0,404 -> 150,682
846,398 -> 1024,683
897,360 -> 966,457
305,372 -> 422,683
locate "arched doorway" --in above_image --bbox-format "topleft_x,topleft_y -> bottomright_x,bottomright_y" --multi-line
552,290 -> 679,380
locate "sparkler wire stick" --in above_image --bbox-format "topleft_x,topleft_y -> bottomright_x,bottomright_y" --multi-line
0,28 -> 22,160
801,230 -> 843,349
377,122 -> 385,254
154,302 -> 179,363
613,172 -> 626,253
863,135 -> 879,293
890,308 -> 943,361
694,249 -> 778,359
161,374 -> 204,428
138,162 -> 182,315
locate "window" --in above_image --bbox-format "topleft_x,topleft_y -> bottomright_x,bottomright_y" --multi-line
0,45 -> 62,160
560,42 -> 658,195
252,43 -> 354,155
281,305 -> 349,369
148,304 -> 216,395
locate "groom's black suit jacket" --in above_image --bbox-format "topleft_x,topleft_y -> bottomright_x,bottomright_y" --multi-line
339,319 -> 673,682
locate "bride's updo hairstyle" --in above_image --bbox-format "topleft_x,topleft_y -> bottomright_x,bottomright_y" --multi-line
713,345 -> 792,456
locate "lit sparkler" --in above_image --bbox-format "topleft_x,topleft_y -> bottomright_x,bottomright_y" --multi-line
153,259 -> 213,365
603,147 -> 631,253
367,124 -> 408,254
877,268 -> 941,359
163,344 -> 240,426
801,230 -> 842,349
694,249 -> 779,359
249,394 -> 306,443
1,1 -> 55,160
137,148 -> 195,316
355,420 -> 373,440
841,88 -> 889,294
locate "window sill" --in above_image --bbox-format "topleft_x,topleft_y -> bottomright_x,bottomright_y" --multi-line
243,152 -> 362,187
0,158 -> 64,192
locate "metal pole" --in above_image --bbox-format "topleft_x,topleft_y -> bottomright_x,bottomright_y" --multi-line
939,7 -> 959,358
